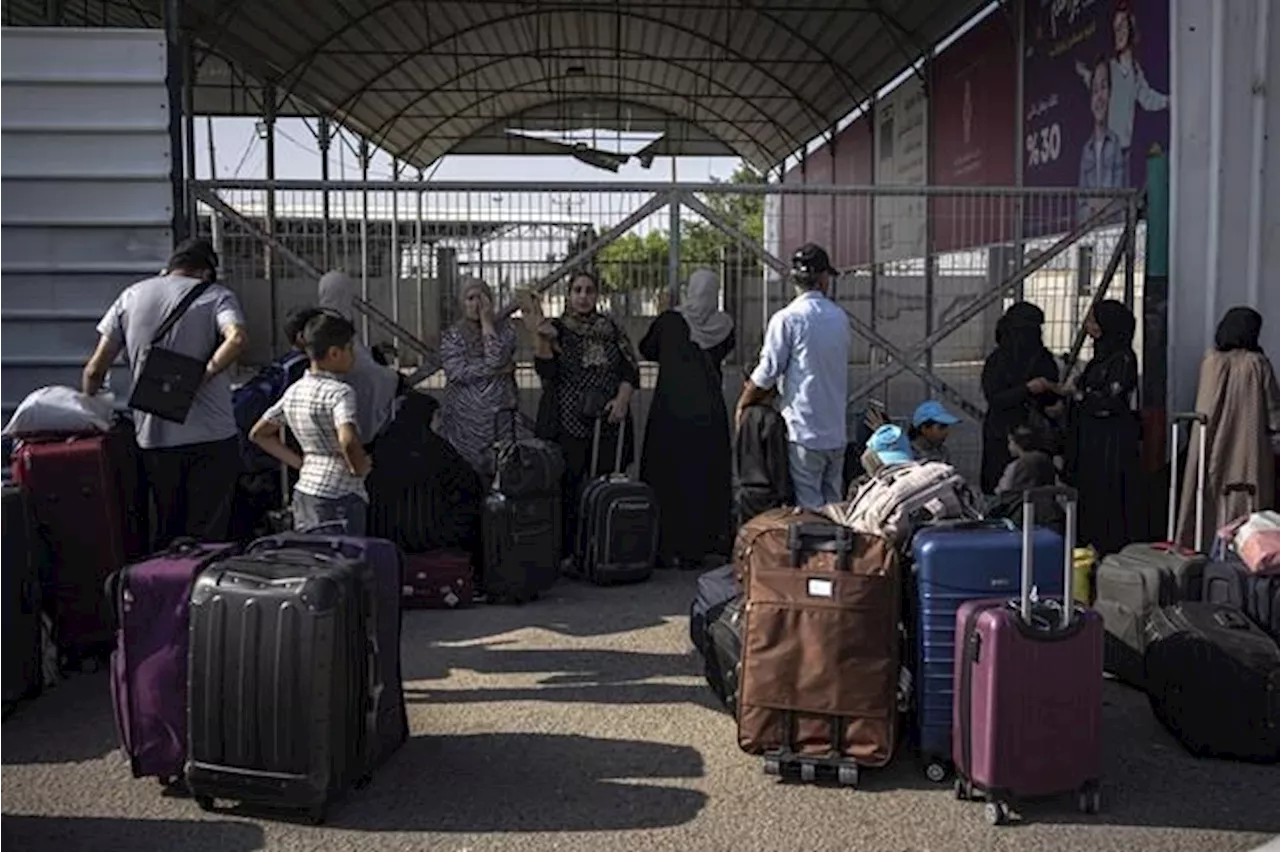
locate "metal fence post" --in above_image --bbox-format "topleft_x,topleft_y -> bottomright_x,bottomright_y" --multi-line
390,158 -> 400,352
1123,192 -> 1138,309
359,136 -> 370,342
415,166 -> 425,343
264,85 -> 278,353
668,189 -> 682,308
318,117 -> 331,269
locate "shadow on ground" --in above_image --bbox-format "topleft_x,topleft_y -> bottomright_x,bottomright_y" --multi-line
329,733 -> 708,833
1,816 -> 265,852
1,673 -> 117,765
400,569 -> 701,645
973,681 -> 1280,833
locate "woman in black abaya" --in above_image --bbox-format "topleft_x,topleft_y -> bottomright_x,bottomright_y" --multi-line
1066,299 -> 1141,555
980,301 -> 1061,494
639,268 -> 736,568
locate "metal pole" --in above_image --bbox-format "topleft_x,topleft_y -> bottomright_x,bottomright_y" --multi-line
1012,0 -> 1027,303
204,115 -> 220,258
264,85 -> 278,353
318,117 -> 331,269
359,136 -> 370,342
668,188 -> 682,308
390,158 -> 401,351
182,33 -> 197,239
922,54 -> 936,393
163,0 -> 186,243
415,166 -> 425,342
1123,193 -> 1138,309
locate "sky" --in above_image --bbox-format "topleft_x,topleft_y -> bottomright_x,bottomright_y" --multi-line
191,116 -> 744,185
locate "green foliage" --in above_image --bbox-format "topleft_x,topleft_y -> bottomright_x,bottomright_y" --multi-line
577,162 -> 766,291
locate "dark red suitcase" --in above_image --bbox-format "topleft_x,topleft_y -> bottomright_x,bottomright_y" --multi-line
12,426 -> 148,663
402,550 -> 474,609
953,486 -> 1105,826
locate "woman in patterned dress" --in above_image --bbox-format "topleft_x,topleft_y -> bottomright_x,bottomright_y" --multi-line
516,271 -> 640,561
437,277 -> 529,474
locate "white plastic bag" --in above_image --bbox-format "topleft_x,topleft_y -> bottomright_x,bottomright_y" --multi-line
1,386 -> 115,437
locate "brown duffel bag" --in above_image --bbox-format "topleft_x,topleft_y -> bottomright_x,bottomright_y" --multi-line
736,515 -> 901,767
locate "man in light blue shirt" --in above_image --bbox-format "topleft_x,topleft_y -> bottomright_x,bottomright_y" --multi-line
735,243 -> 852,508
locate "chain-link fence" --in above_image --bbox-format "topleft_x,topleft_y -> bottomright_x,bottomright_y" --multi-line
193,179 -> 1140,481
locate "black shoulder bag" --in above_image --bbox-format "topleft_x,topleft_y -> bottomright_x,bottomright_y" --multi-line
127,280 -> 213,424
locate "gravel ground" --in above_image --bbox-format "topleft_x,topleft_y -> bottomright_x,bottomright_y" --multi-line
4,569 -> 1279,852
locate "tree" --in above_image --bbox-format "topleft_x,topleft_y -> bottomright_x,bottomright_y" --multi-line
563,162 -> 767,291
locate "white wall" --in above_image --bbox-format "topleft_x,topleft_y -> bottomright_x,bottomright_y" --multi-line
1169,0 -> 1280,414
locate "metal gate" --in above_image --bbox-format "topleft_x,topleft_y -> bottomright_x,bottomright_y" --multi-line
190,179 -> 1141,479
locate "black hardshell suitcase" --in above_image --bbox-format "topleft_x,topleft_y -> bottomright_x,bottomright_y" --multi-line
571,416 -> 657,585
482,410 -> 562,604
2,486 -> 43,711
186,550 -> 375,824
1144,602 -> 1280,763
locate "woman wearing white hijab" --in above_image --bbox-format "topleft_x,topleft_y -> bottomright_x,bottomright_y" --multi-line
638,268 -> 736,568
317,271 -> 401,445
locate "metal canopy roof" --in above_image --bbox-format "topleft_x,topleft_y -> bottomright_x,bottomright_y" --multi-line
5,0 -> 991,170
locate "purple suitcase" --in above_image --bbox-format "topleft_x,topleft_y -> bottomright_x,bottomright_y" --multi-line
952,486 -> 1105,826
107,539 -> 238,783
246,532 -> 408,766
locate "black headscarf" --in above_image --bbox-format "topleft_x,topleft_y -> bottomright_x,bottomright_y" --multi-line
994,301 -> 1049,372
1214,306 -> 1263,353
1091,299 -> 1136,361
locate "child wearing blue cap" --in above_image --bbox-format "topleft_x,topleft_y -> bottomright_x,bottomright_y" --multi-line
907,400 -> 960,464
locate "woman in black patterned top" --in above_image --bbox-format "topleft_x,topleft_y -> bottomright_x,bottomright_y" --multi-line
517,272 -> 640,560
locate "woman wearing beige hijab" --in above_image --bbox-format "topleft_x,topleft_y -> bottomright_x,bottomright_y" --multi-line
638,268 -> 736,568
1176,307 -> 1280,548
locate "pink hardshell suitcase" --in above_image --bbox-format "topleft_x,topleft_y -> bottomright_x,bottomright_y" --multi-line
952,486 -> 1105,826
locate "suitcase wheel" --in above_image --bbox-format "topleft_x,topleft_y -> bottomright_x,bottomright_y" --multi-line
953,778 -> 970,801
836,765 -> 859,788
924,760 -> 949,784
762,757 -> 781,777
799,762 -> 816,784
984,801 -> 1011,826
195,795 -> 215,813
1077,783 -> 1102,815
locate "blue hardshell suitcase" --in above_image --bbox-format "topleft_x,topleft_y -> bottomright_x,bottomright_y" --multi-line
910,519 -> 1065,782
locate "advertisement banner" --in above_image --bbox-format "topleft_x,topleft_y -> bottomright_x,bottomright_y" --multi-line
931,13 -> 1019,253
874,75 -> 928,264
1022,0 -> 1170,235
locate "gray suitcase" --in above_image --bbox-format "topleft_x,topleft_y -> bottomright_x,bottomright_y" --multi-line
1094,413 -> 1208,688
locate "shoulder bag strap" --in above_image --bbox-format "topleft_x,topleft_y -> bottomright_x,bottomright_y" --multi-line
150,280 -> 212,346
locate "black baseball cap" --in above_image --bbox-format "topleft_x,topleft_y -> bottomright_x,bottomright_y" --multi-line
791,242 -> 837,277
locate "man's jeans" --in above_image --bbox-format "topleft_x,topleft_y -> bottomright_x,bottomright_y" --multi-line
292,490 -> 368,536
788,443 -> 845,509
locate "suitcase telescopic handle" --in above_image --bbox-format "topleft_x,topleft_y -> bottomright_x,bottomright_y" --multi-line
1169,412 -> 1209,549
1222,482 -> 1258,524
589,410 -> 629,479
1020,485 -> 1078,628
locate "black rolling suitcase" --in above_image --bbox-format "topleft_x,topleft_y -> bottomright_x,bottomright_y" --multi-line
705,595 -> 744,714
481,410 -> 563,604
1144,602 -> 1280,763
569,416 -> 657,585
3,486 -> 43,711
186,549 -> 377,824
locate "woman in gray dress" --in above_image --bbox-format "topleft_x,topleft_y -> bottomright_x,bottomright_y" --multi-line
437,277 -> 530,474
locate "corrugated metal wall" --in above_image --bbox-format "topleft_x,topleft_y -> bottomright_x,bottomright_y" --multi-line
1,27 -> 174,416
1169,0 -> 1280,414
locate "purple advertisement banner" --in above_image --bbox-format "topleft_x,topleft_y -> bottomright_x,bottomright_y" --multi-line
1022,0 -> 1170,234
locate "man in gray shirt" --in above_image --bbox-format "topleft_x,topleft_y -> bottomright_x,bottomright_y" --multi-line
82,238 -> 248,546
